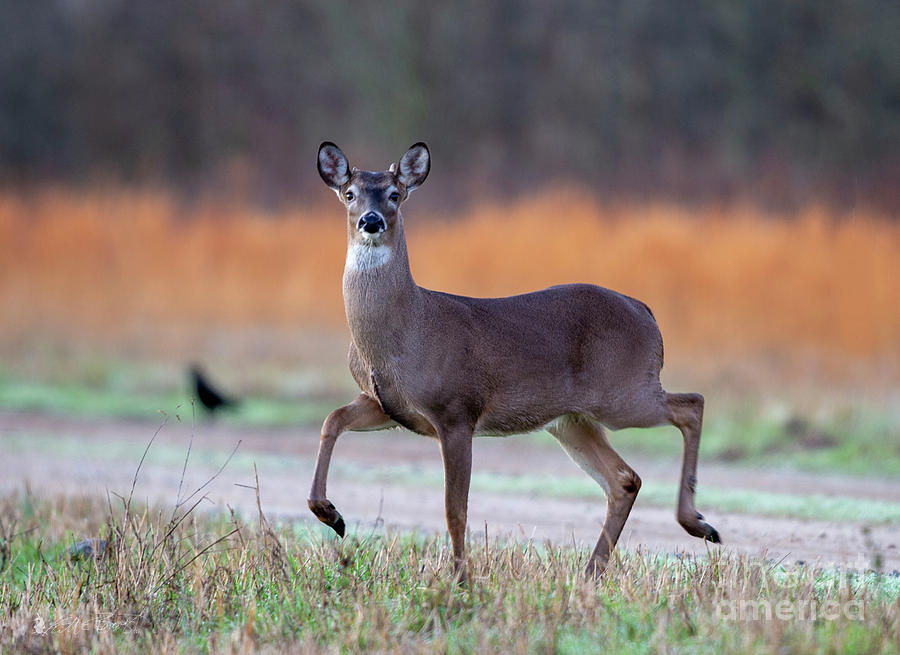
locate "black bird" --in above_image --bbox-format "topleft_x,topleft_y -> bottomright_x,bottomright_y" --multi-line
189,365 -> 239,414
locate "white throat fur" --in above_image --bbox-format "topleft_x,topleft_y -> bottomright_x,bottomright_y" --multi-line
345,243 -> 392,271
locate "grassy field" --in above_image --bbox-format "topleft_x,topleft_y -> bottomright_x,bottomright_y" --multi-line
2,352 -> 896,653
3,360 -> 897,654
1,489 -> 898,654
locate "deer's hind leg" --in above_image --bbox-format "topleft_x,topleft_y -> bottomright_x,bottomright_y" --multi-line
308,393 -> 394,537
547,415 -> 641,577
667,392 -> 720,543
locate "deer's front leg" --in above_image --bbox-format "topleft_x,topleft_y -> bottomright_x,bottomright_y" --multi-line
437,426 -> 474,582
308,393 -> 392,537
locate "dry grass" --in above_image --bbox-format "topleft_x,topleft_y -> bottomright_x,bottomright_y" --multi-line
1,488 -> 898,654
1,187 -> 897,378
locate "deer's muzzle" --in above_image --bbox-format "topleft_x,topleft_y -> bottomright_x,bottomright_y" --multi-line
357,212 -> 386,234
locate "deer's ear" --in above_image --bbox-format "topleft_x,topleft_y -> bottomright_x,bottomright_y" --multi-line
398,142 -> 430,191
317,142 -> 350,189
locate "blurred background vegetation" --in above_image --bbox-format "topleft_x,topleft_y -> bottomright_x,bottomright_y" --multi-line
2,0 -> 898,211
0,0 -> 897,439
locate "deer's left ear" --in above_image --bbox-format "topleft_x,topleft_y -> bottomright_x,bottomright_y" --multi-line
397,142 -> 430,191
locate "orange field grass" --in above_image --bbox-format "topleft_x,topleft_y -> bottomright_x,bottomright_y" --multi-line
1,188 -> 897,369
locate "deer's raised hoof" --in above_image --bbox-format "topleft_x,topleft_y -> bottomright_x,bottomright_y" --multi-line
331,516 -> 346,538
695,512 -> 721,543
678,511 -> 721,544
704,525 -> 721,543
308,498 -> 346,537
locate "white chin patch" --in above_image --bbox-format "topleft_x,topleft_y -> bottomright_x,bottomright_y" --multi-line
346,243 -> 391,271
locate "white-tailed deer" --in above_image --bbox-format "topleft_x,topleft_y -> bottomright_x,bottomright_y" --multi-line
309,142 -> 720,580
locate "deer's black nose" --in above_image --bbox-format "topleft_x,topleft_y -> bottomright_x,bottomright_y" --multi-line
357,212 -> 386,234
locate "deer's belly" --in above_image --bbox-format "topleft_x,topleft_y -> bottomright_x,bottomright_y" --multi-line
368,369 -> 437,437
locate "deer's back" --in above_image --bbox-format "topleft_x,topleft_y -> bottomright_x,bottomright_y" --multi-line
352,283 -> 668,436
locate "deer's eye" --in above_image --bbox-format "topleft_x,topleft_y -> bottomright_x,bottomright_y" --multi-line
389,191 -> 400,202
345,191 -> 355,202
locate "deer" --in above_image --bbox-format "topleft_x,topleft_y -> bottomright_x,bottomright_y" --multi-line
308,142 -> 720,581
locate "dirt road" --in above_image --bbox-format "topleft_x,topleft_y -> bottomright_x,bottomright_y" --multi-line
1,410 -> 898,570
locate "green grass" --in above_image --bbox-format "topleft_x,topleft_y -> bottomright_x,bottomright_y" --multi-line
1,492 -> 897,654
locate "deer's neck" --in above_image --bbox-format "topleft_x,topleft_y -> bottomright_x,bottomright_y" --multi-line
342,228 -> 421,365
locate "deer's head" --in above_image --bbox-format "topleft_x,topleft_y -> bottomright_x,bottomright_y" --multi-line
317,142 -> 430,251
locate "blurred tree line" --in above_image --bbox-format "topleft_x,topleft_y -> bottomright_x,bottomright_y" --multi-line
1,0 -> 898,211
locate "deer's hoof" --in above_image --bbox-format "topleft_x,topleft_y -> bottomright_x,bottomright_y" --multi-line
704,524 -> 721,543
308,498 -> 346,538
332,516 -> 346,538
697,513 -> 721,543
678,511 -> 722,544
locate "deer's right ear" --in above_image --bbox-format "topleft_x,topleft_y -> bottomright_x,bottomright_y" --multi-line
317,142 -> 350,190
